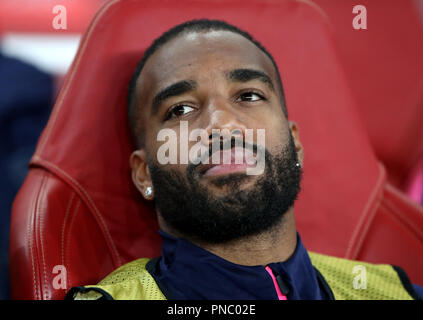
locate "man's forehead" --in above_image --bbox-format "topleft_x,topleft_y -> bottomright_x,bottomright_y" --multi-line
138,30 -> 276,93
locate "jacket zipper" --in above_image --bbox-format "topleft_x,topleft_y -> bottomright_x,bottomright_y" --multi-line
265,266 -> 289,300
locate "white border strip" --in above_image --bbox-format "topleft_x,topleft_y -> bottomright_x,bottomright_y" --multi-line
1,33 -> 81,74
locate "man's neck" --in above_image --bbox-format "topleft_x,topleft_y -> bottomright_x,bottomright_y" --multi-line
158,208 -> 298,266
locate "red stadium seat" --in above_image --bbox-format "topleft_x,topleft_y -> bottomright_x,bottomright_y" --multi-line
9,0 -> 423,299
314,0 -> 423,198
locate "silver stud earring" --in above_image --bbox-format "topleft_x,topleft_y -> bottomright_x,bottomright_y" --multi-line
145,186 -> 153,197
296,162 -> 301,167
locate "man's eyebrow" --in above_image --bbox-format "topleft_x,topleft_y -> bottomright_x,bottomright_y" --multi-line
226,68 -> 275,91
151,80 -> 197,115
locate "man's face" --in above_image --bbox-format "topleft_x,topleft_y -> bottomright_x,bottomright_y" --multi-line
131,30 -> 303,243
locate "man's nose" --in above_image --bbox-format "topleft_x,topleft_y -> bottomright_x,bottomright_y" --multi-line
203,98 -> 247,143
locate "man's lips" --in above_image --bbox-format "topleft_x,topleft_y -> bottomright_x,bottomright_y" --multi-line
199,148 -> 256,177
203,162 -> 251,177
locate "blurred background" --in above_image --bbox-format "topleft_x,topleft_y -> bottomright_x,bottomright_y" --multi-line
0,0 -> 422,299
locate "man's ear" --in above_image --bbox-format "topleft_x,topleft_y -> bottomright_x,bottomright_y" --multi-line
130,149 -> 154,200
288,121 -> 304,167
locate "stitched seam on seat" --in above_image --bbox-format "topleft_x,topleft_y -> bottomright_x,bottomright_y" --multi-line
28,170 -> 47,300
36,0 -> 121,155
61,192 -> 75,292
27,173 -> 40,299
31,157 -> 122,267
65,199 -> 81,291
37,172 -> 50,300
295,0 -> 330,21
382,196 -> 423,243
345,162 -> 386,259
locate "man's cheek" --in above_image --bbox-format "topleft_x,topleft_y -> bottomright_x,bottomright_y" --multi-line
245,129 -> 266,176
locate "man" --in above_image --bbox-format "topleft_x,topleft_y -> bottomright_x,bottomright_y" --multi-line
66,19 -> 422,300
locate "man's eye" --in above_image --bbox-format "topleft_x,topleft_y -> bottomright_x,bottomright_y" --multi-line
165,105 -> 195,120
237,92 -> 264,102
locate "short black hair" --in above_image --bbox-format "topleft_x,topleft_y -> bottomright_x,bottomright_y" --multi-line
127,19 -> 287,148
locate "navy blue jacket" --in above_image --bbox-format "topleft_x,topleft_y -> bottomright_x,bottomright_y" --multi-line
148,230 -> 423,300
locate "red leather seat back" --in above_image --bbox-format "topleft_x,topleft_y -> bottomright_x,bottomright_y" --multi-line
356,183 -> 423,275
314,0 -> 423,192
10,0 -> 423,299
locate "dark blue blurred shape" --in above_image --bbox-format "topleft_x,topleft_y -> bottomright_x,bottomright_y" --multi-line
0,52 -> 53,300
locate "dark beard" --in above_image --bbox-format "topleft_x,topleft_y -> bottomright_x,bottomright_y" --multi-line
148,134 -> 302,244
